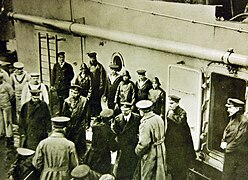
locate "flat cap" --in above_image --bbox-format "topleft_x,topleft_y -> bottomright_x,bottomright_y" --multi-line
30,72 -> 40,77
30,89 -> 41,96
136,100 -> 153,109
109,64 -> 119,69
70,84 -> 82,91
120,102 -> 132,110
71,164 -> 90,178
87,52 -> 97,58
136,70 -> 146,75
57,52 -> 65,56
100,109 -> 114,118
14,62 -> 24,69
225,98 -> 245,107
169,95 -> 181,102
17,148 -> 35,156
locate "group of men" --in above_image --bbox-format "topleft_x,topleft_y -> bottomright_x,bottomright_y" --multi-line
2,49 -> 247,180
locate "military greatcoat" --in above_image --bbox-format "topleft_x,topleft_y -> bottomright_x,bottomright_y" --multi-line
221,112 -> 248,180
135,112 -> 167,180
112,112 -> 141,179
165,106 -> 196,180
32,131 -> 79,180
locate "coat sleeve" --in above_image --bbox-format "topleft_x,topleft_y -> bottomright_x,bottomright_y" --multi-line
67,63 -> 74,82
69,143 -> 79,170
135,122 -> 151,157
160,90 -> 166,118
32,143 -> 44,172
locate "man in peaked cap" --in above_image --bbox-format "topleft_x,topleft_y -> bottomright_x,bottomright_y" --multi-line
51,51 -> 74,115
221,98 -> 248,180
165,95 -> 196,180
135,69 -> 152,102
21,72 -> 49,106
10,61 -> 31,123
134,100 -> 167,179
19,89 -> 51,150
32,116 -> 79,180
62,84 -> 88,160
8,147 -> 39,180
103,63 -> 122,111
148,77 -> 166,120
87,51 -> 106,116
111,102 -> 141,179
85,109 -> 118,174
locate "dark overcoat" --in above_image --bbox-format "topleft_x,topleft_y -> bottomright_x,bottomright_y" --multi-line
88,62 -> 106,116
112,112 -> 141,179
221,113 -> 248,180
19,100 -> 51,150
165,106 -> 196,180
85,122 -> 118,174
51,62 -> 74,93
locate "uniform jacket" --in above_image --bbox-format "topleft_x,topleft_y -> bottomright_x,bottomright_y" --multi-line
104,74 -> 122,109
88,62 -> 106,99
135,112 -> 167,180
222,112 -> 248,153
21,82 -> 49,105
221,112 -> 248,180
115,80 -> 136,107
51,62 -> 74,91
148,87 -> 166,119
32,131 -> 79,180
0,81 -> 14,109
165,106 -> 196,174
75,72 -> 92,99
135,78 -> 152,101
19,100 -> 51,150
86,122 -> 118,174
112,112 -> 141,179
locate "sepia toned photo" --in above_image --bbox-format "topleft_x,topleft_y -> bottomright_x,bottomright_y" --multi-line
1,0 -> 248,179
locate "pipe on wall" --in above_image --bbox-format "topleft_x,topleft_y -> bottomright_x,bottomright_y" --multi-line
8,12 -> 248,67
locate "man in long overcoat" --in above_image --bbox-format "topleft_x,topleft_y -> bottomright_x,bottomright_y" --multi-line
19,89 -> 51,150
51,52 -> 74,115
32,116 -> 79,180
85,109 -> 118,174
220,98 -> 248,180
112,102 -> 141,179
165,95 -> 196,180
134,100 -> 167,180
87,52 -> 106,117
62,84 -> 88,160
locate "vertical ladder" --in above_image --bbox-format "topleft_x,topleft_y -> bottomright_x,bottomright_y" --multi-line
37,32 -> 65,87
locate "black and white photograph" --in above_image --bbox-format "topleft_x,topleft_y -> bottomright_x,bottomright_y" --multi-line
1,0 -> 248,179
